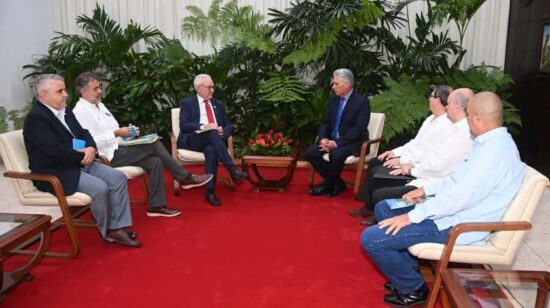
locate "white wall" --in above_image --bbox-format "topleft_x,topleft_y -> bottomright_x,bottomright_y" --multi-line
0,0 -> 54,118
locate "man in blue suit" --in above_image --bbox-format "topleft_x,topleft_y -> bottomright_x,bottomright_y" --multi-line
177,74 -> 247,206
306,68 -> 371,197
23,74 -> 140,247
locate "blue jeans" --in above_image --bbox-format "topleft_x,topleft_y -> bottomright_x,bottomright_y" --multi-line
360,200 -> 451,293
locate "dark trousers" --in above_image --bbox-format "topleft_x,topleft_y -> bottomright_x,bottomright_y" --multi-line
184,130 -> 235,192
357,158 -> 414,211
305,142 -> 354,188
111,140 -> 190,209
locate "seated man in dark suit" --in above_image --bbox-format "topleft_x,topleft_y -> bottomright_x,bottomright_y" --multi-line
177,73 -> 247,207
306,68 -> 371,197
23,74 -> 140,247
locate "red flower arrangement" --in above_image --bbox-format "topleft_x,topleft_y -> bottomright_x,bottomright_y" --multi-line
248,129 -> 293,156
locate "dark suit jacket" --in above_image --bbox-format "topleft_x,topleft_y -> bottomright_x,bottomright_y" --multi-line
23,103 -> 97,195
318,91 -> 371,156
176,96 -> 232,148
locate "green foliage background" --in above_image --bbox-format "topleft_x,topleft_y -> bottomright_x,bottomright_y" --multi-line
18,0 -> 520,156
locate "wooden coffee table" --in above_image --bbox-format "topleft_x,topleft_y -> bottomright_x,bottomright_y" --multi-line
441,268 -> 550,308
0,213 -> 51,301
241,155 -> 298,192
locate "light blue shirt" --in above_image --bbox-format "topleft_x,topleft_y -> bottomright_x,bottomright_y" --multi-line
407,127 -> 526,245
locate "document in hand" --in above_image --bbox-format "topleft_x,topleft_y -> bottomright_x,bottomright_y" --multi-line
194,126 -> 217,134
119,133 -> 160,146
373,167 -> 416,181
387,196 -> 433,210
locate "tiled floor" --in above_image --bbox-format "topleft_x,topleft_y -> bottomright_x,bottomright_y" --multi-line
0,164 -> 548,306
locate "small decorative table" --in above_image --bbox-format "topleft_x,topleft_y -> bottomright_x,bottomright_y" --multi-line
241,154 -> 298,192
441,268 -> 550,308
0,213 -> 51,301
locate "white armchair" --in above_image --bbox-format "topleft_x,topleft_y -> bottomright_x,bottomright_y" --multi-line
0,130 -> 96,259
408,166 -> 549,307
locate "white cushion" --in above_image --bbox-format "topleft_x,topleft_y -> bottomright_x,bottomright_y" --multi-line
177,149 -> 205,162
115,166 -> 146,179
22,191 -> 92,206
0,129 -> 92,207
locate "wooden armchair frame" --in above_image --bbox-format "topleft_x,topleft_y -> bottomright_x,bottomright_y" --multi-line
424,221 -> 532,308
3,171 -> 94,259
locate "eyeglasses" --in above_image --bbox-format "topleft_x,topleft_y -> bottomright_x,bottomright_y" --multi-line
200,85 -> 215,90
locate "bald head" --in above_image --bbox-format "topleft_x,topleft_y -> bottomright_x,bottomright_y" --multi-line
466,91 -> 503,137
446,88 -> 474,122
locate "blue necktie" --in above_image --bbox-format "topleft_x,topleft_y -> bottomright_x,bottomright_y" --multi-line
332,97 -> 346,139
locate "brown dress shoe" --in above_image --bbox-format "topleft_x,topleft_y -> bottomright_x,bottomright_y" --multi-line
360,216 -> 377,226
349,208 -> 372,218
105,229 -> 142,247
180,173 -> 213,189
126,230 -> 138,240
147,206 -> 182,217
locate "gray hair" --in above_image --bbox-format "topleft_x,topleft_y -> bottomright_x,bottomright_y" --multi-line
452,88 -> 475,110
193,74 -> 212,89
333,68 -> 354,87
74,71 -> 100,97
33,74 -> 64,99
431,84 -> 453,106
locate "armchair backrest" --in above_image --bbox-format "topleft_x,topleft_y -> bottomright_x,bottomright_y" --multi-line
171,108 -> 180,138
0,130 -> 36,195
489,166 -> 549,251
367,113 -> 385,157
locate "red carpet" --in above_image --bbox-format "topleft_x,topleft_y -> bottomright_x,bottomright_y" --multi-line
2,167 -> 389,308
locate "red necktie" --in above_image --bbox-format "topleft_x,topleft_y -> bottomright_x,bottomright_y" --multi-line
204,100 -> 215,124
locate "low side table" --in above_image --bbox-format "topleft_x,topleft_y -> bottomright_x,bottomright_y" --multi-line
241,155 -> 298,192
441,268 -> 550,308
0,213 -> 51,301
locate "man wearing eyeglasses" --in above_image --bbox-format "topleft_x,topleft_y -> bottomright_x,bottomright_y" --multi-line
177,74 -> 247,207
350,85 -> 455,220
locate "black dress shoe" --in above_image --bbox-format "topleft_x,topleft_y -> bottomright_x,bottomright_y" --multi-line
309,184 -> 328,196
383,283 -> 428,307
326,184 -> 346,197
206,193 -> 221,207
105,229 -> 142,247
384,281 -> 396,293
232,170 -> 247,183
360,216 -> 377,226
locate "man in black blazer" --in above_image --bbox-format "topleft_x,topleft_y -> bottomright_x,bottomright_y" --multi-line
306,68 -> 371,197
177,74 -> 247,206
23,74 -> 140,247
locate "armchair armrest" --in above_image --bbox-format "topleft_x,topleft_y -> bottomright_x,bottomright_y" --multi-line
436,221 -> 532,276
423,221 -> 532,308
4,171 -> 69,205
169,132 -> 179,161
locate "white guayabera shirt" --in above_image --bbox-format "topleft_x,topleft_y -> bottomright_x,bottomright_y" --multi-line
73,97 -> 121,160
